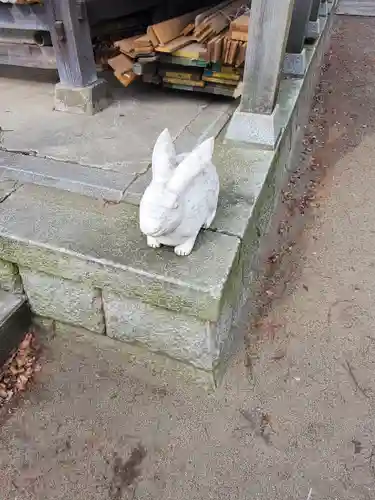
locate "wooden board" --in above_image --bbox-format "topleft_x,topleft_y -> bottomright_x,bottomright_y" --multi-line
155,36 -> 195,54
204,69 -> 241,81
134,34 -> 152,47
230,14 -> 249,33
146,26 -> 159,47
163,80 -> 243,98
181,23 -> 195,36
150,7 -> 204,45
159,54 -> 208,68
171,42 -> 206,59
114,70 -> 137,87
159,66 -> 203,81
230,31 -> 248,42
107,53 -> 133,74
114,36 -> 139,58
203,75 -> 238,85
163,76 -> 205,87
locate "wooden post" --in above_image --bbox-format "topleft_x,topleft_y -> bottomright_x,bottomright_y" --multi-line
286,0 -> 314,54
240,0 -> 296,115
45,0 -> 97,88
310,0 -> 321,21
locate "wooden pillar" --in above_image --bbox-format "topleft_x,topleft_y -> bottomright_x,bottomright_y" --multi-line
310,0 -> 321,21
240,0 -> 296,115
45,0 -> 110,114
45,0 -> 97,88
286,0 -> 314,54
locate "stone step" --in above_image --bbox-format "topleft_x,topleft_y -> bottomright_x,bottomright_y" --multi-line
0,150 -> 149,203
0,98 -> 234,203
0,290 -> 31,367
0,182 -> 247,384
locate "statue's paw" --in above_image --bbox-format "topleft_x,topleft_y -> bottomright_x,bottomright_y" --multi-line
147,236 -> 161,248
174,238 -> 195,256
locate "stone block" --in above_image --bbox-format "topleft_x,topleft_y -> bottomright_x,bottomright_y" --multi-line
307,19 -> 321,39
319,1 -> 329,17
20,268 -> 105,334
0,150 -> 139,203
0,258 -> 23,293
283,49 -> 307,77
0,185 -> 240,322
53,319 -> 217,390
225,104 -> 282,149
103,291 -> 213,370
54,78 -> 112,115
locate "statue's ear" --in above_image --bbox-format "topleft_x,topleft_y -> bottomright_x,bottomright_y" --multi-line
167,137 -> 214,194
151,128 -> 176,183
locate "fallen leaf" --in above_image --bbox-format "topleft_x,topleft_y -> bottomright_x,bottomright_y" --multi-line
0,331 -> 40,408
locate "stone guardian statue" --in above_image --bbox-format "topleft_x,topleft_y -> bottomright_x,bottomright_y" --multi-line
139,129 -> 219,256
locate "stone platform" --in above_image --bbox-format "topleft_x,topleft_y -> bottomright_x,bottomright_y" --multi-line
0,8 -> 334,387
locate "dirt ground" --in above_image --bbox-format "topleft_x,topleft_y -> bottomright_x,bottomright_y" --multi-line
1,14 -> 375,500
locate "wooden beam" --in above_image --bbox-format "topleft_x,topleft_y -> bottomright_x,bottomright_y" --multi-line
240,0 -> 296,114
286,0 -> 314,54
45,0 -> 97,87
0,42 -> 56,69
0,3 -> 48,30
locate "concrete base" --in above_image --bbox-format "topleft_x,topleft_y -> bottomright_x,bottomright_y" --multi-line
283,49 -> 308,77
54,78 -> 112,115
307,19 -> 321,39
319,1 -> 329,17
225,104 -> 282,149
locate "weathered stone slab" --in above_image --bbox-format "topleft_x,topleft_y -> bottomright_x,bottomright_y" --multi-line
0,151 -> 145,202
20,268 -> 105,334
0,179 -> 18,201
122,168 -> 152,206
103,291 -> 212,370
174,101 -> 234,154
0,258 -> 23,293
0,185 -> 241,322
0,74 -> 231,170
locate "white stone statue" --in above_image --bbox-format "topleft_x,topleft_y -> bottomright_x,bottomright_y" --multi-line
139,128 -> 219,256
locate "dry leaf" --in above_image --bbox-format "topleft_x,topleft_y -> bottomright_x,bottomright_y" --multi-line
0,331 -> 40,408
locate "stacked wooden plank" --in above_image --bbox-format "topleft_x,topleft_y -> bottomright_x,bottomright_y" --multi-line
108,0 -> 250,97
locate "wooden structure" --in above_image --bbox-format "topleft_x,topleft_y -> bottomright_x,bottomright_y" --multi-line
0,0 -> 333,118
226,0 -> 333,147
